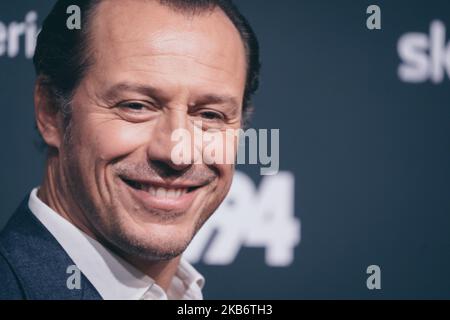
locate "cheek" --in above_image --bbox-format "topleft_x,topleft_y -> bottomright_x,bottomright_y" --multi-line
75,118 -> 151,160
217,164 -> 235,190
201,130 -> 238,191
201,129 -> 239,165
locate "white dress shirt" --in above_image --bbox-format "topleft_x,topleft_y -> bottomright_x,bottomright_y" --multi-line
28,187 -> 205,300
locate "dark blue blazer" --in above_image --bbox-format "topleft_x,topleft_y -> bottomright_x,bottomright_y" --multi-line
0,196 -> 102,300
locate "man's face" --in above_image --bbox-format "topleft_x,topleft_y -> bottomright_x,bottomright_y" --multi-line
57,0 -> 247,260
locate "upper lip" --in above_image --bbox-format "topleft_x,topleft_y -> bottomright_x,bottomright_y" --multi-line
119,175 -> 207,190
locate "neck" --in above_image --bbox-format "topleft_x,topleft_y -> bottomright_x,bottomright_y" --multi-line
124,254 -> 182,291
38,155 -> 93,238
38,155 -> 181,291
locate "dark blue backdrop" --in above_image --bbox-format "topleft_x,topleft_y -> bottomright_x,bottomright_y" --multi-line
1,0 -> 450,299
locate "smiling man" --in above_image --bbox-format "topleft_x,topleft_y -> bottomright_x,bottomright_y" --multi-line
0,0 -> 259,300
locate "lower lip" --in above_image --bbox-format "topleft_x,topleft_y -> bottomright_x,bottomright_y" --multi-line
120,179 -> 200,213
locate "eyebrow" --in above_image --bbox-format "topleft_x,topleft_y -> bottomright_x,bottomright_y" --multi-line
195,94 -> 240,109
102,82 -> 241,109
102,82 -> 170,104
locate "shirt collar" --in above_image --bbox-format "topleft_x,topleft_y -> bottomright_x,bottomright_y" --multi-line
28,187 -> 205,300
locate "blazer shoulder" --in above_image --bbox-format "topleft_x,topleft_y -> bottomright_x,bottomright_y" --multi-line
0,249 -> 25,299
0,195 -> 102,300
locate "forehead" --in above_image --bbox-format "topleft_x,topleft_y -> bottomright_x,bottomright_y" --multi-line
87,0 -> 247,94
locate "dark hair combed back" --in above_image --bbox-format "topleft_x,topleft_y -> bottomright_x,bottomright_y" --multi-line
33,0 -> 261,123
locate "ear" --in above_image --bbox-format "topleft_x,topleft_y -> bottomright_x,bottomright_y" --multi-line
34,77 -> 64,149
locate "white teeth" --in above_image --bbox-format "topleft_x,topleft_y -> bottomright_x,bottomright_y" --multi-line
148,187 -> 157,196
156,188 -> 166,198
146,186 -> 188,199
167,189 -> 176,198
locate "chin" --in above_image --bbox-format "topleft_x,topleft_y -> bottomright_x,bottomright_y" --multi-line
102,214 -> 197,261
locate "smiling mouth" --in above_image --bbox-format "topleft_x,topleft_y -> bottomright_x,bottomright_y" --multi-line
120,177 -> 200,200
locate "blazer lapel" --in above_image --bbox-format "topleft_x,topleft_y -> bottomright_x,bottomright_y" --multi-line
0,196 -> 102,300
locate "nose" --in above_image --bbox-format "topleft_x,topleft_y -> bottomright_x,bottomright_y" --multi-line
146,107 -> 195,176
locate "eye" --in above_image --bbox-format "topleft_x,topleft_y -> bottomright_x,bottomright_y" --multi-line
121,102 -> 146,111
199,110 -> 225,121
115,101 -> 158,122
